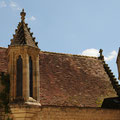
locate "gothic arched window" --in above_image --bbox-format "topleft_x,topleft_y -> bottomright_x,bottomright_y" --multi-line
16,55 -> 23,97
29,56 -> 33,97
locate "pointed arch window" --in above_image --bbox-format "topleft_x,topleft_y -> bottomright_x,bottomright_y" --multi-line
16,55 -> 23,97
29,56 -> 33,97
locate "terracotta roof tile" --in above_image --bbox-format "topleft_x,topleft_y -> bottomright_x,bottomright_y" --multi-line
0,48 -> 117,107
39,51 -> 116,107
0,47 -> 8,73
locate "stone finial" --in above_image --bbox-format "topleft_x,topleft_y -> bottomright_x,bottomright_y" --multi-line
99,49 -> 104,60
20,9 -> 26,21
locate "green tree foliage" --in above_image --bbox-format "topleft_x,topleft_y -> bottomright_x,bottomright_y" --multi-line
0,73 -> 10,113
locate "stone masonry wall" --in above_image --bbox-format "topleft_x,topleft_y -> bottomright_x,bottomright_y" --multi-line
10,105 -> 120,120
32,106 -> 120,120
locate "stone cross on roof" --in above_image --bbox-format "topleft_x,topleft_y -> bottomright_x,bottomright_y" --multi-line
99,49 -> 104,60
99,49 -> 103,57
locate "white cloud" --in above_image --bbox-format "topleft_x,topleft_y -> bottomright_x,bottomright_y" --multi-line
29,16 -> 36,21
81,48 -> 117,62
0,1 -> 7,8
10,1 -> 16,7
81,48 -> 99,57
0,1 -> 21,10
9,1 -> 21,11
104,50 -> 117,61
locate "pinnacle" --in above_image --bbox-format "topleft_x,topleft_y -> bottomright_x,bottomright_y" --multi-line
10,9 -> 38,48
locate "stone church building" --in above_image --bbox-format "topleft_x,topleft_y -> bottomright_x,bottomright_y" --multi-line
0,9 -> 120,120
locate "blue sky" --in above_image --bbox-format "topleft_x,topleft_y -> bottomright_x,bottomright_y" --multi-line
0,0 -> 120,79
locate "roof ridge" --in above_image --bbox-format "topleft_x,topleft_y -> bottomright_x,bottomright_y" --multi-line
102,60 -> 120,96
40,51 -> 98,59
0,47 -> 7,49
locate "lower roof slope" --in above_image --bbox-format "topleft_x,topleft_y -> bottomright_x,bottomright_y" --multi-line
0,47 -> 8,73
0,48 -> 117,107
39,51 -> 116,107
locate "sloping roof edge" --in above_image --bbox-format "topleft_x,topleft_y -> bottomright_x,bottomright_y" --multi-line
100,59 -> 120,96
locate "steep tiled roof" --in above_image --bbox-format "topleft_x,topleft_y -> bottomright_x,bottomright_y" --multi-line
39,51 -> 117,107
10,9 -> 38,47
0,47 -> 8,73
0,47 -> 117,107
